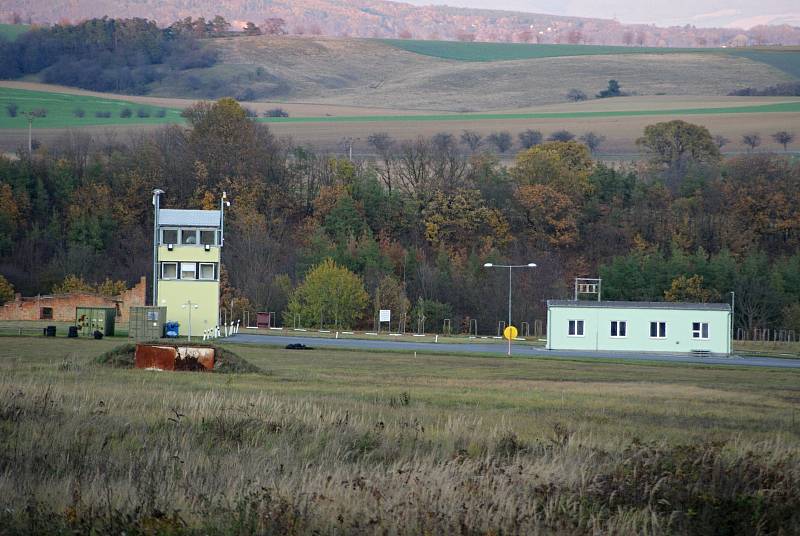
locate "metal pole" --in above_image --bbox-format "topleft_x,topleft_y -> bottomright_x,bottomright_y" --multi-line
152,189 -> 164,307
28,117 -> 32,154
508,266 -> 512,356
730,291 -> 735,352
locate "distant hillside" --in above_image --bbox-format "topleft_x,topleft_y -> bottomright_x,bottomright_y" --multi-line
146,36 -> 795,111
3,0 -> 800,47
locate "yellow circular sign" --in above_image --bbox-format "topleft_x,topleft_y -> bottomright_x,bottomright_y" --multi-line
503,325 -> 518,340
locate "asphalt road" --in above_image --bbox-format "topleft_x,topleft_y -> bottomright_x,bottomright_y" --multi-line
228,334 -> 800,369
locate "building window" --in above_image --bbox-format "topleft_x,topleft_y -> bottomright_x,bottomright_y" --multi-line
161,262 -> 178,280
650,321 -> 667,338
180,262 -> 197,280
200,230 -> 216,246
199,263 -> 215,280
161,228 -> 178,245
692,322 -> 709,339
610,320 -> 627,337
568,319 -> 584,337
181,229 -> 197,244
40,307 -> 53,320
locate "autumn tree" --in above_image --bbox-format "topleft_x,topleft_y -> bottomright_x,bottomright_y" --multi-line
284,259 -> 369,329
772,131 -> 794,151
664,274 -> 719,302
52,275 -> 95,294
374,275 -> 410,329
637,120 -> 720,193
0,274 -> 14,305
422,189 -> 510,255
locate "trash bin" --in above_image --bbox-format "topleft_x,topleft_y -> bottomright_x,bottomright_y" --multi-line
164,322 -> 180,338
44,325 -> 56,337
68,326 -> 78,338
93,330 -> 104,340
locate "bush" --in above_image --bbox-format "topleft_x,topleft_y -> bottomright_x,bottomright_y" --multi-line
94,111 -> 112,118
597,79 -> 625,98
729,81 -> 800,97
155,109 -> 167,118
263,108 -> 289,118
243,106 -> 259,118
136,108 -> 150,118
72,107 -> 85,118
566,88 -> 587,102
518,129 -> 543,149
548,130 -> 576,142
486,131 -> 513,153
119,107 -> 132,118
6,102 -> 18,117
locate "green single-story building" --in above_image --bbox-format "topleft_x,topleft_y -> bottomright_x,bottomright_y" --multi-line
546,300 -> 732,355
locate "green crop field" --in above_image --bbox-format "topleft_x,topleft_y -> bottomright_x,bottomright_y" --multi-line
0,87 -> 182,128
382,39 -> 800,78
727,49 -> 800,78
380,39 -> 703,61
0,336 -> 798,533
0,23 -> 30,41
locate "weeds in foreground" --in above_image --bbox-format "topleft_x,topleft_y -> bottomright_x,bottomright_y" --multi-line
0,383 -> 798,534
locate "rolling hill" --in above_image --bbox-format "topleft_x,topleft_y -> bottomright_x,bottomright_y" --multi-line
146,36 -> 797,111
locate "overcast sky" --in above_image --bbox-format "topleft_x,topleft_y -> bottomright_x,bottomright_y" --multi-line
408,0 -> 800,28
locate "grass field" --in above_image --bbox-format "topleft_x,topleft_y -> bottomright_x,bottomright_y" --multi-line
0,87 -> 182,129
0,336 -> 798,533
382,39 -> 800,78
0,23 -> 29,41
381,39 -> 706,61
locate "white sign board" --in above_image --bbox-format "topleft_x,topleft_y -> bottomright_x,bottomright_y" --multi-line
379,309 -> 391,323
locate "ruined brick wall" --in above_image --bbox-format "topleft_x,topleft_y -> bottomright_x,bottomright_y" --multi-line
0,276 -> 147,325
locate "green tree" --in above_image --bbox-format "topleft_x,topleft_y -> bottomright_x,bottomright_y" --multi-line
636,120 -> 720,193
0,274 -> 14,305
285,259 -> 369,329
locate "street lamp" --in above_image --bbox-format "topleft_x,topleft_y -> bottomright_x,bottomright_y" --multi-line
152,189 -> 165,307
182,300 -> 199,341
483,262 -> 537,356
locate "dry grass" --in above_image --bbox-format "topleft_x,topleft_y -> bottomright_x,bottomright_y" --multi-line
1,336 -> 799,533
172,36 -> 794,112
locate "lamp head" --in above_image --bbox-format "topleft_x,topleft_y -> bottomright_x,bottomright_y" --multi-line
527,263 -> 537,267
483,263 -> 493,267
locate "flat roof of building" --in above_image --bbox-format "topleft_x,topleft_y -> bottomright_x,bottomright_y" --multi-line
158,209 -> 221,227
547,300 -> 731,311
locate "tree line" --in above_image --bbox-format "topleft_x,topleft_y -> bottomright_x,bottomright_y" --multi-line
0,17 -> 217,94
0,99 -> 798,334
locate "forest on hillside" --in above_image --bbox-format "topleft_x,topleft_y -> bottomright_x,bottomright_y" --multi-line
0,98 -> 799,335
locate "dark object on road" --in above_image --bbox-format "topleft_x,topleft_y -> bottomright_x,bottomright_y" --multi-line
43,325 -> 56,337
93,330 -> 103,340
67,326 -> 78,338
286,343 -> 313,350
